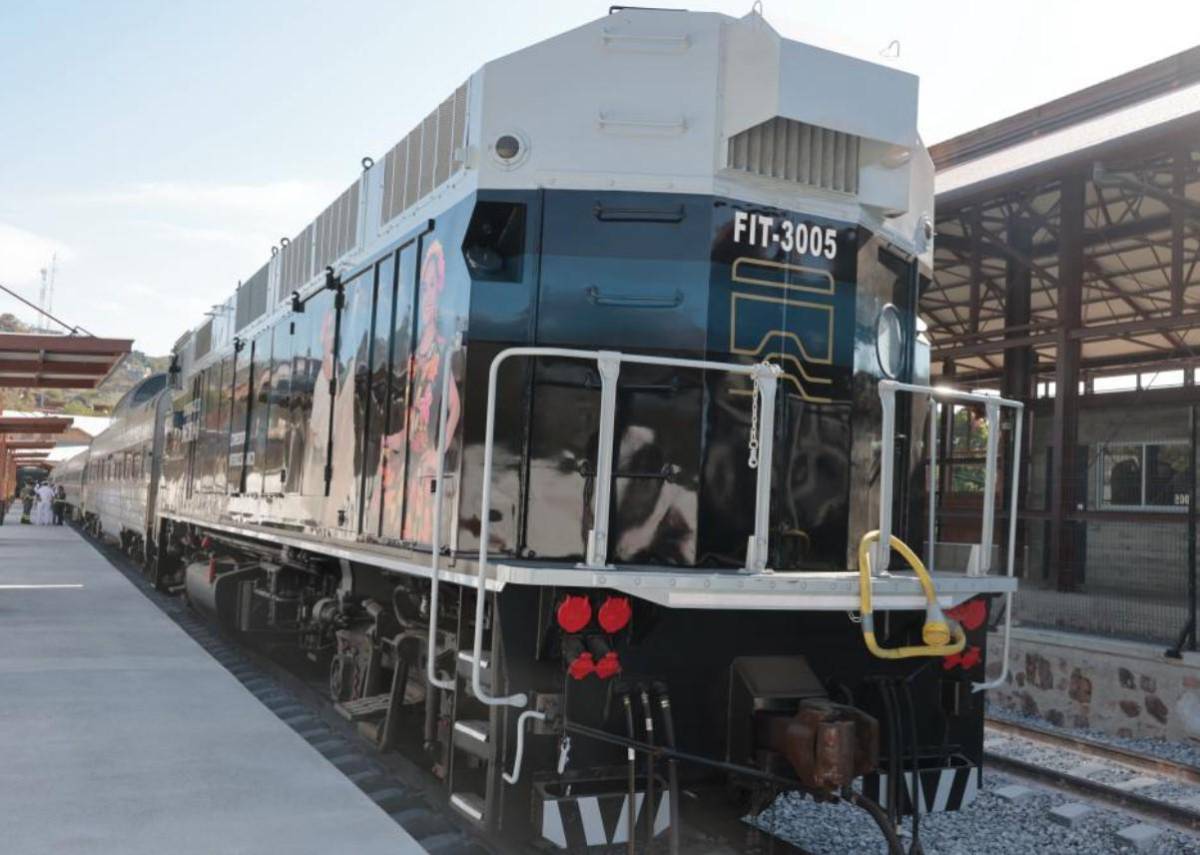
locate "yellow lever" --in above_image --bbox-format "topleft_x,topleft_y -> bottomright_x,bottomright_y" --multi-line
856,530 -> 966,659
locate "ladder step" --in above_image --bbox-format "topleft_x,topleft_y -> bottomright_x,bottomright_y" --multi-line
334,693 -> 391,721
449,791 -> 487,824
457,650 -> 490,670
452,719 -> 492,759
457,650 -> 492,695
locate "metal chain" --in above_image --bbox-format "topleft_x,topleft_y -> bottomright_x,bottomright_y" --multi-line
747,378 -> 760,469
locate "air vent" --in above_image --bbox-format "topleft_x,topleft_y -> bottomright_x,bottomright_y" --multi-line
279,223 -> 314,300
236,264 -> 270,331
380,81 -> 470,225
727,118 -> 859,194
314,181 -> 360,274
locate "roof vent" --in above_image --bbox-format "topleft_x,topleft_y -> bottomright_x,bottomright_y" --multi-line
727,117 -> 859,194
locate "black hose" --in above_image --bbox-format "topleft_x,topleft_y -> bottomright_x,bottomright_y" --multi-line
621,692 -> 637,855
848,790 -> 906,855
901,680 -> 925,855
638,687 -> 656,847
654,684 -> 681,855
876,680 -> 900,828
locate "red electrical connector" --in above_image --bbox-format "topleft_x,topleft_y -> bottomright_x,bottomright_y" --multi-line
594,651 -> 621,680
597,595 -> 632,634
568,652 -> 596,680
556,595 -> 592,633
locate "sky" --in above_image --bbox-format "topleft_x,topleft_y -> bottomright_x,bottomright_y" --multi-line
1,0 -> 1197,354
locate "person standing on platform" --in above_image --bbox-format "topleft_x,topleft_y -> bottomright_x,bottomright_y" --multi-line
20,483 -> 34,524
53,484 -> 66,525
34,481 -> 54,526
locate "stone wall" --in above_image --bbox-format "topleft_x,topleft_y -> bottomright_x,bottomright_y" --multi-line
987,626 -> 1200,741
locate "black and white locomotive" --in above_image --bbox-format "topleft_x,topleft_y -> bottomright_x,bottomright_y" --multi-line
60,9 -> 1020,852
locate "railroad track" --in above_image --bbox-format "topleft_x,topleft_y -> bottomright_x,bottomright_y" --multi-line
85,528 -> 810,855
984,715 -> 1200,834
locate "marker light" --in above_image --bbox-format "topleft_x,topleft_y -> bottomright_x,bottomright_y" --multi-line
597,596 -> 632,634
556,595 -> 592,633
567,653 -> 596,680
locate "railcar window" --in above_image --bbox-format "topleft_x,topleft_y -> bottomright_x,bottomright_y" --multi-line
362,253 -> 397,533
265,319 -> 291,492
229,340 -> 254,492
215,356 -> 232,493
331,267 -> 375,514
248,328 -> 273,494
379,243 -> 418,539
291,286 -> 337,496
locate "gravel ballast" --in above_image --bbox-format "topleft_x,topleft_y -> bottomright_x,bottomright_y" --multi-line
749,772 -> 1200,854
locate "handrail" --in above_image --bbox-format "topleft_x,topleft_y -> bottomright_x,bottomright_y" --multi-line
875,380 -> 1023,691
473,346 -> 782,709
426,344 -> 458,692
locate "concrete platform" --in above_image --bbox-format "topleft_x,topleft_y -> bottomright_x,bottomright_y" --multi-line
0,515 -> 424,854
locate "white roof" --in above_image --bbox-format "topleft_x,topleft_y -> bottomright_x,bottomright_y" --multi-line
936,80 -> 1200,199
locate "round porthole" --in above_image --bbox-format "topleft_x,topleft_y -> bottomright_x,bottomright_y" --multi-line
490,130 -> 529,169
495,134 -> 520,160
876,303 -> 906,379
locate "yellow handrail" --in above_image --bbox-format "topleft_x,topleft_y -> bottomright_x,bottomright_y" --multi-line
857,530 -> 966,659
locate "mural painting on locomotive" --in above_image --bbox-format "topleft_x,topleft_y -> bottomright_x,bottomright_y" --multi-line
302,303 -> 337,493
380,239 -> 459,543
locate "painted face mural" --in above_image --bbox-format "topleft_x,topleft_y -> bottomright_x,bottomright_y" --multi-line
381,239 -> 459,544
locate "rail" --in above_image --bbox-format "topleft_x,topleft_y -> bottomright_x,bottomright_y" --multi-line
449,346 -> 781,709
876,380 -> 1023,691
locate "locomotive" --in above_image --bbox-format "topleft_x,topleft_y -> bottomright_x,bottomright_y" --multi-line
61,8 -> 1019,852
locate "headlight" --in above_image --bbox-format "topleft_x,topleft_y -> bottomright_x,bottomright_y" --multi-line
876,303 -> 906,379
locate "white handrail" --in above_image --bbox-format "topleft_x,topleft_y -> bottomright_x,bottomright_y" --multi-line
426,346 -> 457,692
875,380 -> 1024,692
974,408 -> 1022,693
473,347 -> 782,709
503,709 -> 548,784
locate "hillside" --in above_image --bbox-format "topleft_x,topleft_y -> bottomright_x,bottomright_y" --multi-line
0,312 -> 170,415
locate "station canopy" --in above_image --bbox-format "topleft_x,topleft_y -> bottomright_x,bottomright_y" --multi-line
0,332 -> 132,389
926,46 -> 1200,386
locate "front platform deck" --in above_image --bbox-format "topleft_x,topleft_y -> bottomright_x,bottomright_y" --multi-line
0,513 -> 425,854
167,511 -> 1015,612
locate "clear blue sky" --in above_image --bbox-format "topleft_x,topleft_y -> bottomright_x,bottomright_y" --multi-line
2,0 -> 1196,353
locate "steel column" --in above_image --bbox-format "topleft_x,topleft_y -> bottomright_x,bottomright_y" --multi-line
1003,218 -> 1034,402
1172,146 -> 1188,316
1049,174 -> 1086,590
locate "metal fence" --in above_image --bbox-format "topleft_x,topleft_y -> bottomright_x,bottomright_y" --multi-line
924,398 -> 1198,649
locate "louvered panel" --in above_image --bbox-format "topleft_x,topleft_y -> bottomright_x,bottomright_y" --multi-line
729,118 -> 859,195
435,94 -> 454,186
387,138 -> 406,224
236,264 -> 270,331
419,112 -> 437,198
451,83 -> 468,173
345,181 -> 360,254
403,128 -> 420,212
381,145 -> 396,225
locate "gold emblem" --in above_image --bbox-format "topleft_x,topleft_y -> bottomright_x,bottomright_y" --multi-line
729,257 -> 836,403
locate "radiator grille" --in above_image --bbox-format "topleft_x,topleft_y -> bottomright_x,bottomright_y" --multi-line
379,80 -> 470,224
279,224 -> 313,301
236,264 -> 270,331
727,118 -> 859,194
